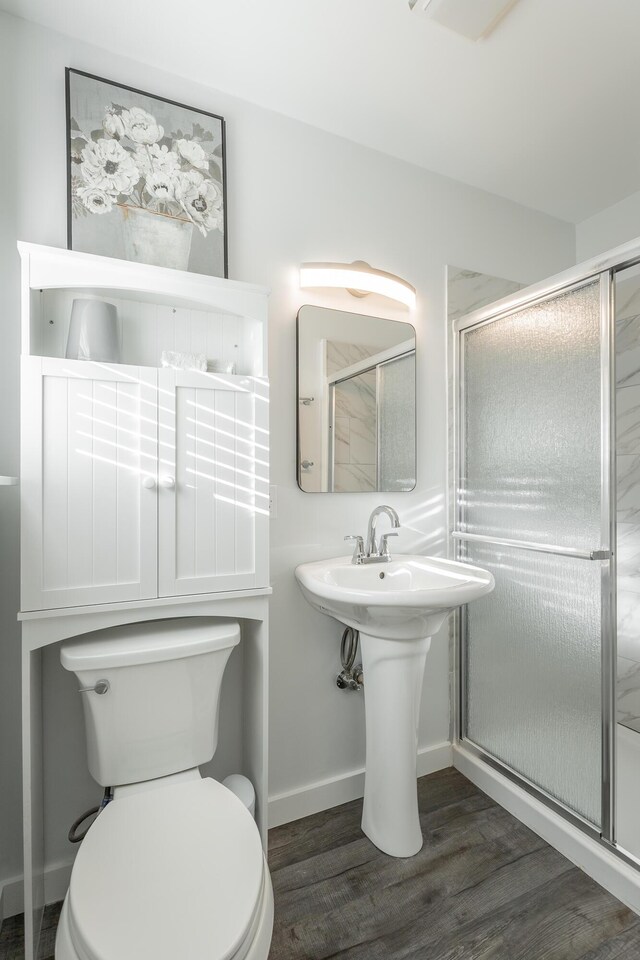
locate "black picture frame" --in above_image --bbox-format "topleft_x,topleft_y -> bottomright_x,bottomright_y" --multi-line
65,68 -> 228,278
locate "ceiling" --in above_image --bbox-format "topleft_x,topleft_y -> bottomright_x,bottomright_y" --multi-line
2,0 -> 640,223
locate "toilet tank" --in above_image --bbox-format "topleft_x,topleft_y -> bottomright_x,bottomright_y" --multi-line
60,618 -> 240,787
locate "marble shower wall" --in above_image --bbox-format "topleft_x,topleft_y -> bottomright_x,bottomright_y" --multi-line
327,340 -> 378,492
616,274 -> 640,732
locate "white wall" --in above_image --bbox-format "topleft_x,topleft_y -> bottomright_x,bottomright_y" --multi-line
0,10 -> 576,902
576,188 -> 640,261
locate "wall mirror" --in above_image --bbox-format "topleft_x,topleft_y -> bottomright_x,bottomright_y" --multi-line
297,305 -> 416,492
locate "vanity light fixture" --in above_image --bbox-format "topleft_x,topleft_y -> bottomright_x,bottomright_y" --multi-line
299,261 -> 416,309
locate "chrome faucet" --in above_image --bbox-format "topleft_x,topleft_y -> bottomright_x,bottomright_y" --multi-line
345,505 -> 400,564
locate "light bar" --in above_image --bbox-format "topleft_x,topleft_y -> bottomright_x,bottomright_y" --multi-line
299,261 -> 416,309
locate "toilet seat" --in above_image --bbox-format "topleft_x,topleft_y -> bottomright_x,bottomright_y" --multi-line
65,777 -> 266,960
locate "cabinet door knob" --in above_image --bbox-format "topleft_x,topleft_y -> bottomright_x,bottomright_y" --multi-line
160,476 -> 176,489
142,477 -> 156,490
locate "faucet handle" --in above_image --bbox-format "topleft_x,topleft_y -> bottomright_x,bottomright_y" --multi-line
379,532 -> 398,558
344,535 -> 365,564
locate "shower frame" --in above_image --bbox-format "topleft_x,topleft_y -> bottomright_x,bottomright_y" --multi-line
451,236 -> 640,869
327,347 -> 416,491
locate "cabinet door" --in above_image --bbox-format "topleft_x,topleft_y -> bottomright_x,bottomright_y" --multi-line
21,357 -> 158,611
158,370 -> 269,596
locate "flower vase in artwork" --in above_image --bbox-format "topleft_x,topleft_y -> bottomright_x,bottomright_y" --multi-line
119,205 -> 194,271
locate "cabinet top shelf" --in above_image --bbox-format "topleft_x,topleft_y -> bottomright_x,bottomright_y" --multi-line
19,242 -> 269,375
18,242 -> 270,312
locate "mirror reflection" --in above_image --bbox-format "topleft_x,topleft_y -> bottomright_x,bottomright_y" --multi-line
297,305 -> 416,493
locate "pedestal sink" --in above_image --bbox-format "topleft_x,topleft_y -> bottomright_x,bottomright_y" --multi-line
295,553 -> 494,857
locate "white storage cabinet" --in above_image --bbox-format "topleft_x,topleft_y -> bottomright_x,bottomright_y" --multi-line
19,243 -> 269,611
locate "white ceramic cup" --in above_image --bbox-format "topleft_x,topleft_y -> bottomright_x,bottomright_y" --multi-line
65,299 -> 120,362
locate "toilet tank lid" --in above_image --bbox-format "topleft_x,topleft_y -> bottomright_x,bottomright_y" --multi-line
60,618 -> 240,671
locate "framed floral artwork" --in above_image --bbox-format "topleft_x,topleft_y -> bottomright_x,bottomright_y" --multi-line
66,68 -> 227,277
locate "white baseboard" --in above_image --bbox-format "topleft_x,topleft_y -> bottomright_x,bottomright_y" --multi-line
268,741 -> 453,829
453,743 -> 640,916
0,859 -> 73,923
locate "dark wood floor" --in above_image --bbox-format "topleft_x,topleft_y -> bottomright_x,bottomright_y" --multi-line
0,901 -> 60,960
267,768 -> 640,960
2,768 -> 640,960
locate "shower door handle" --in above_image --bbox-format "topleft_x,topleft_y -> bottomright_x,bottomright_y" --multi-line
451,531 -> 611,561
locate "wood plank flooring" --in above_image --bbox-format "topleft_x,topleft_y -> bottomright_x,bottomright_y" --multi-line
267,769 -> 640,960
0,902 -> 60,960
2,768 -> 639,960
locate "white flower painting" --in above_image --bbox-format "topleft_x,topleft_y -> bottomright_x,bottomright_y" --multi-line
67,70 -> 227,277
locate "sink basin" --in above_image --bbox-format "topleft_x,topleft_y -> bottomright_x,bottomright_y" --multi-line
295,554 -> 494,640
295,551 -> 494,858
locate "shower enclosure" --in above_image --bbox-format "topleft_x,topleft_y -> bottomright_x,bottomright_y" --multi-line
329,348 -> 416,492
453,243 -> 640,867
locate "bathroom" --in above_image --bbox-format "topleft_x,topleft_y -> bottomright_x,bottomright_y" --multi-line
2,0 -> 640,957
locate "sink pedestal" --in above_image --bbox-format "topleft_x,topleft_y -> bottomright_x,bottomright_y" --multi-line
295,552 -> 495,857
360,632 -> 431,858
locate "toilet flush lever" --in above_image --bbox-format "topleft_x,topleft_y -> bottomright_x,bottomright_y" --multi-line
78,679 -> 110,695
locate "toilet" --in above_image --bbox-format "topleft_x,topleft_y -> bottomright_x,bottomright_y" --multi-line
55,617 -> 273,960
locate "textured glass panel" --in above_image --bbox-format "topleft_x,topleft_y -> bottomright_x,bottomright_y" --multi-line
463,282 -> 601,549
465,543 -> 602,825
378,353 -> 416,491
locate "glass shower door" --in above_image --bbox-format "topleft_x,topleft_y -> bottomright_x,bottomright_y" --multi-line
378,351 -> 416,492
455,277 -> 614,833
